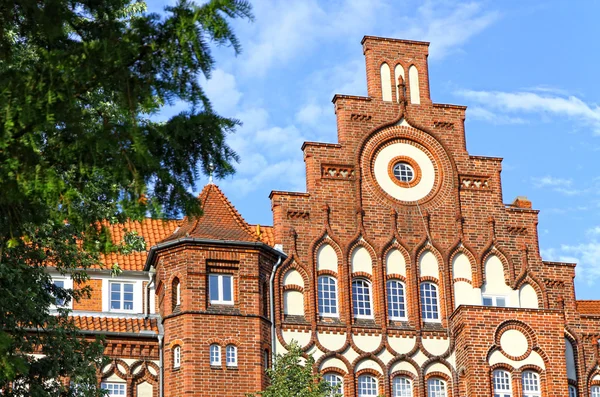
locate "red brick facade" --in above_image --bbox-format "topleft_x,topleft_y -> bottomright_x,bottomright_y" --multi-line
60,36 -> 600,397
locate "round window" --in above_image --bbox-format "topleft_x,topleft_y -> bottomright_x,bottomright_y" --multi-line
392,162 -> 414,183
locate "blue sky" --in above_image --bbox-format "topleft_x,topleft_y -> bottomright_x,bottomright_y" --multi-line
146,0 -> 600,299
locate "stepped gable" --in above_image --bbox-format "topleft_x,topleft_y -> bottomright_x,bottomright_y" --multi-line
99,218 -> 180,271
162,183 -> 259,243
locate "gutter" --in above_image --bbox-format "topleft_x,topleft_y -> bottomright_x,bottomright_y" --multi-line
144,237 -> 283,271
268,253 -> 284,366
157,321 -> 164,397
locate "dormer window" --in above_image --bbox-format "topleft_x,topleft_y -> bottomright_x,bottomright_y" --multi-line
109,282 -> 134,312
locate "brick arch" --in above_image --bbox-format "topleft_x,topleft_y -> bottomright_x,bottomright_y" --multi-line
131,373 -> 158,397
489,364 -> 516,397
518,365 -> 547,397
130,360 -> 160,382
277,260 -> 311,322
423,369 -> 455,397
381,240 -> 411,275
168,272 -> 185,313
514,272 -> 547,309
355,367 -> 385,397
479,247 -> 513,289
315,352 -> 352,375
447,243 -> 477,281
311,235 -> 343,274
387,356 -> 420,379
102,358 -> 130,379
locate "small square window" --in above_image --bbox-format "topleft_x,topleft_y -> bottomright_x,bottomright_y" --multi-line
209,274 -> 233,305
483,295 -> 507,307
110,282 -> 135,312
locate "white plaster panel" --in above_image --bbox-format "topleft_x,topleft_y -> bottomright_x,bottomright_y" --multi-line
320,357 -> 347,372
388,336 -> 416,354
283,290 -> 304,316
352,246 -> 372,274
500,330 -> 528,357
132,365 -> 143,375
104,373 -> 125,382
147,364 -> 158,376
381,63 -> 392,101
373,142 -> 436,202
317,244 -> 338,273
520,283 -> 539,309
425,362 -> 451,377
447,352 -> 456,370
422,337 -> 449,356
353,334 -> 382,353
122,358 -> 138,365
452,253 -> 472,280
408,65 -> 420,104
283,269 -> 304,287
282,330 -> 312,348
488,350 -> 545,370
307,345 -> 324,362
390,361 -> 418,376
355,359 -> 383,374
318,332 -> 347,351
376,348 -> 394,365
341,346 -> 360,364
276,338 -> 288,356
454,281 -> 478,308
419,250 -> 439,279
593,374 -> 600,382
411,350 -> 428,367
482,255 -> 508,293
137,382 -> 153,397
386,249 -> 406,276
116,363 -> 127,374
565,338 -> 577,380
394,64 -> 405,103
101,364 -> 112,374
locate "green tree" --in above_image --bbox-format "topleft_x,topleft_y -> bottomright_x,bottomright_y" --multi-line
247,341 -> 338,397
0,0 -> 252,395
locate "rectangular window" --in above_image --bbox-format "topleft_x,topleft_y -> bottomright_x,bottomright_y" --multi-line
101,382 -> 126,396
110,282 -> 135,312
483,295 -> 507,307
210,344 -> 221,366
52,279 -> 66,307
420,282 -> 440,322
209,274 -> 233,304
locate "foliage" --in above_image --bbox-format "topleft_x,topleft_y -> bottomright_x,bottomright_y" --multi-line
0,0 -> 252,394
247,341 -> 339,397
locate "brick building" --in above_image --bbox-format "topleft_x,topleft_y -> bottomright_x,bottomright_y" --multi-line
53,36 -> 600,397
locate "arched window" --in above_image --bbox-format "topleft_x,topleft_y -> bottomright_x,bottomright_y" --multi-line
352,279 -> 373,319
387,280 -> 407,320
318,276 -> 338,317
569,385 -> 577,397
420,282 -> 440,321
323,373 -> 343,396
357,375 -> 378,396
172,278 -> 181,310
264,349 -> 270,370
591,385 -> 600,397
493,369 -> 512,397
226,344 -> 237,367
209,344 -> 221,366
392,376 -> 412,396
173,346 -> 181,369
427,378 -> 447,397
522,371 -> 540,397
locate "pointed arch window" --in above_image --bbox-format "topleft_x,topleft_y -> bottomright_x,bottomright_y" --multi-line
352,279 -> 373,319
420,282 -> 440,321
318,276 -> 338,316
569,385 -> 577,397
387,280 -> 407,320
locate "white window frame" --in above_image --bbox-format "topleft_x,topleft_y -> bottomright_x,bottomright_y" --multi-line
209,274 -> 234,305
357,374 -> 378,396
323,373 -> 343,396
176,281 -> 181,306
226,345 -> 237,367
392,376 -> 412,397
173,346 -> 181,369
420,282 -> 441,322
483,295 -> 508,308
522,371 -> 541,397
50,276 -> 73,309
427,378 -> 447,397
569,385 -> 577,397
591,385 -> 600,397
352,278 -> 374,319
100,382 -> 126,396
108,281 -> 136,313
210,344 -> 221,366
387,279 -> 408,321
493,369 -> 512,397
318,276 -> 339,317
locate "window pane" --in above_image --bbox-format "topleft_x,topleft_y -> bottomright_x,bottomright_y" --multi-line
387,280 -> 406,319
496,297 -> 506,307
483,297 -> 493,306
53,280 -> 66,306
392,376 -> 412,397
522,371 -> 540,397
318,276 -> 338,315
222,275 -> 232,302
493,370 -> 511,397
110,283 -> 121,310
226,345 -> 237,366
352,279 -> 372,317
210,344 -> 221,365
323,373 -> 343,396
427,378 -> 447,397
420,283 -> 439,320
209,275 -> 220,302
101,383 -> 126,396
569,385 -> 577,397
591,386 -> 600,397
357,375 -> 377,396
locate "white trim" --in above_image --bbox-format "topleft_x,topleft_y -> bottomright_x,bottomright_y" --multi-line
226,345 -> 237,367
352,278 -> 374,319
482,294 -> 508,307
317,275 -> 339,318
210,344 -> 221,366
173,346 -> 181,369
420,282 -> 441,323
50,276 -> 73,309
387,279 -> 408,321
101,276 -> 144,313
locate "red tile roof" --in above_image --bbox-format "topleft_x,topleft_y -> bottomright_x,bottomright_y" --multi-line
576,300 -> 600,315
70,315 -> 158,334
162,184 -> 259,243
250,224 -> 275,246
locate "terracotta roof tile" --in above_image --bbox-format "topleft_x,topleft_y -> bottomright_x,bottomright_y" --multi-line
162,184 -> 259,243
250,224 -> 275,247
69,316 -> 158,334
576,300 -> 600,315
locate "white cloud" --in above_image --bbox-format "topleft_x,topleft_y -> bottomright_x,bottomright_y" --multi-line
395,1 -> 501,60
468,107 -> 527,125
295,103 -> 327,126
532,176 -> 572,188
457,89 -> 600,133
203,69 -> 242,115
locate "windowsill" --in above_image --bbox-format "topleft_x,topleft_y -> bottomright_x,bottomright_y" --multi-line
226,366 -> 238,370
422,322 -> 445,331
210,365 -> 222,370
283,314 -> 309,325
318,316 -> 343,325
173,367 -> 181,372
388,320 -> 413,329
352,318 -> 377,328
206,305 -> 240,315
